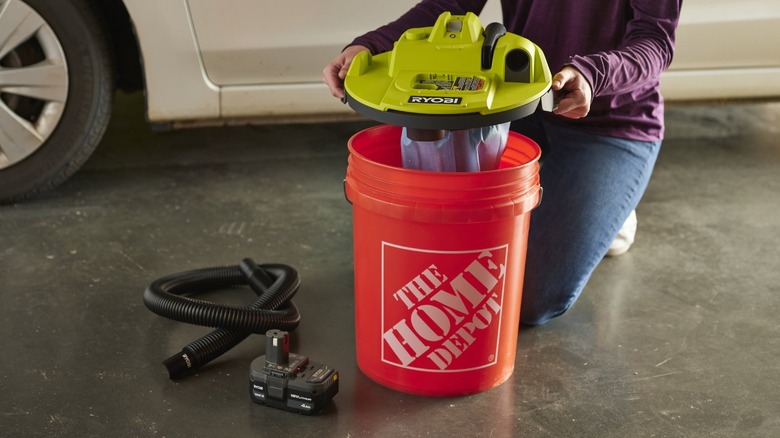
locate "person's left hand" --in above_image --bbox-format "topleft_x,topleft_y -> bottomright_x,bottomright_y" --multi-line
552,66 -> 592,119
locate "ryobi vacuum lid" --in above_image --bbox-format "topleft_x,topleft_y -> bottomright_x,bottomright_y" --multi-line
344,12 -> 553,130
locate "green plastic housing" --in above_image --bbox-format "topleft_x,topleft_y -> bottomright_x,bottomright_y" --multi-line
345,12 -> 552,129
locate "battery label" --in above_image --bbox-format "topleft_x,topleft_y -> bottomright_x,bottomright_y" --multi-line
455,76 -> 484,91
416,74 -> 484,91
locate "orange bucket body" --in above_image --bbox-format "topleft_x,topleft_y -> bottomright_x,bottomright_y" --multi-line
345,125 -> 541,396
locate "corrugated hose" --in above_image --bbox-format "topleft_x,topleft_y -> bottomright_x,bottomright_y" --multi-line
143,258 -> 300,379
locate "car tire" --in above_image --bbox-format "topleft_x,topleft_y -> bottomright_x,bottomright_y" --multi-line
0,0 -> 114,204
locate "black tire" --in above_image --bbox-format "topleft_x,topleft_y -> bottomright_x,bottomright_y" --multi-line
0,0 -> 114,204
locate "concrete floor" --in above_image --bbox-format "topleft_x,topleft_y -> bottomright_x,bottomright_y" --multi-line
1,93 -> 779,437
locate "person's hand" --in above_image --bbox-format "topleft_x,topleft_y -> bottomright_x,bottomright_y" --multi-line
551,66 -> 592,119
323,45 -> 370,100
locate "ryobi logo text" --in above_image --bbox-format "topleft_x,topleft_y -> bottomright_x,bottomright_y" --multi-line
381,244 -> 507,372
408,96 -> 462,105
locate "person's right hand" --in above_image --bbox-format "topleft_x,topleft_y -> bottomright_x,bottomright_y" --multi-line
323,45 -> 370,100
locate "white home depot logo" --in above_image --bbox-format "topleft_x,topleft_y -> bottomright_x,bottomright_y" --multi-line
408,96 -> 462,104
381,243 -> 507,372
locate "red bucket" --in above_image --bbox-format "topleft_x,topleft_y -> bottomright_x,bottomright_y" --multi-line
344,124 -> 541,396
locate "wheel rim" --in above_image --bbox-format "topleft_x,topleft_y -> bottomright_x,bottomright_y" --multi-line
0,0 -> 68,169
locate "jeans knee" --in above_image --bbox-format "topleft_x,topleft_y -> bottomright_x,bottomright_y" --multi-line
519,294 -> 575,326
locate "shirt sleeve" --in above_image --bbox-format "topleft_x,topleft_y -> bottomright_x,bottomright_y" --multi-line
567,0 -> 682,98
350,0 -> 489,54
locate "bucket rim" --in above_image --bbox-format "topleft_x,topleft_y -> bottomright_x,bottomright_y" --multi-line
347,124 -> 541,176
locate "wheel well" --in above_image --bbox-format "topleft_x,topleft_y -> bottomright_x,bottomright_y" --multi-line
85,0 -> 144,92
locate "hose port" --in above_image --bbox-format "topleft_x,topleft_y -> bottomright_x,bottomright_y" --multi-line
505,49 -> 530,83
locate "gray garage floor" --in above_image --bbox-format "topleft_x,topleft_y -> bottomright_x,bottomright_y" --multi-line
2,93 -> 779,437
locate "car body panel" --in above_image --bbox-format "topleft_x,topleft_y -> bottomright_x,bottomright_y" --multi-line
122,0 -> 219,121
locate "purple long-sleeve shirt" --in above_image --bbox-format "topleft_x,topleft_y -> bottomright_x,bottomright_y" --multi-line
351,0 -> 681,141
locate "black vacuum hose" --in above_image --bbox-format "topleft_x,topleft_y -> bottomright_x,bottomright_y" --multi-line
143,258 -> 301,379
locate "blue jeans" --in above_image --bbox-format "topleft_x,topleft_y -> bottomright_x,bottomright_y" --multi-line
510,114 -> 662,325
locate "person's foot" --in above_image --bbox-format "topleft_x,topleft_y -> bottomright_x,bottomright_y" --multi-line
606,210 -> 637,257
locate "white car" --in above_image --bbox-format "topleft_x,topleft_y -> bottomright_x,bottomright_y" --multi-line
1,0 -> 778,203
